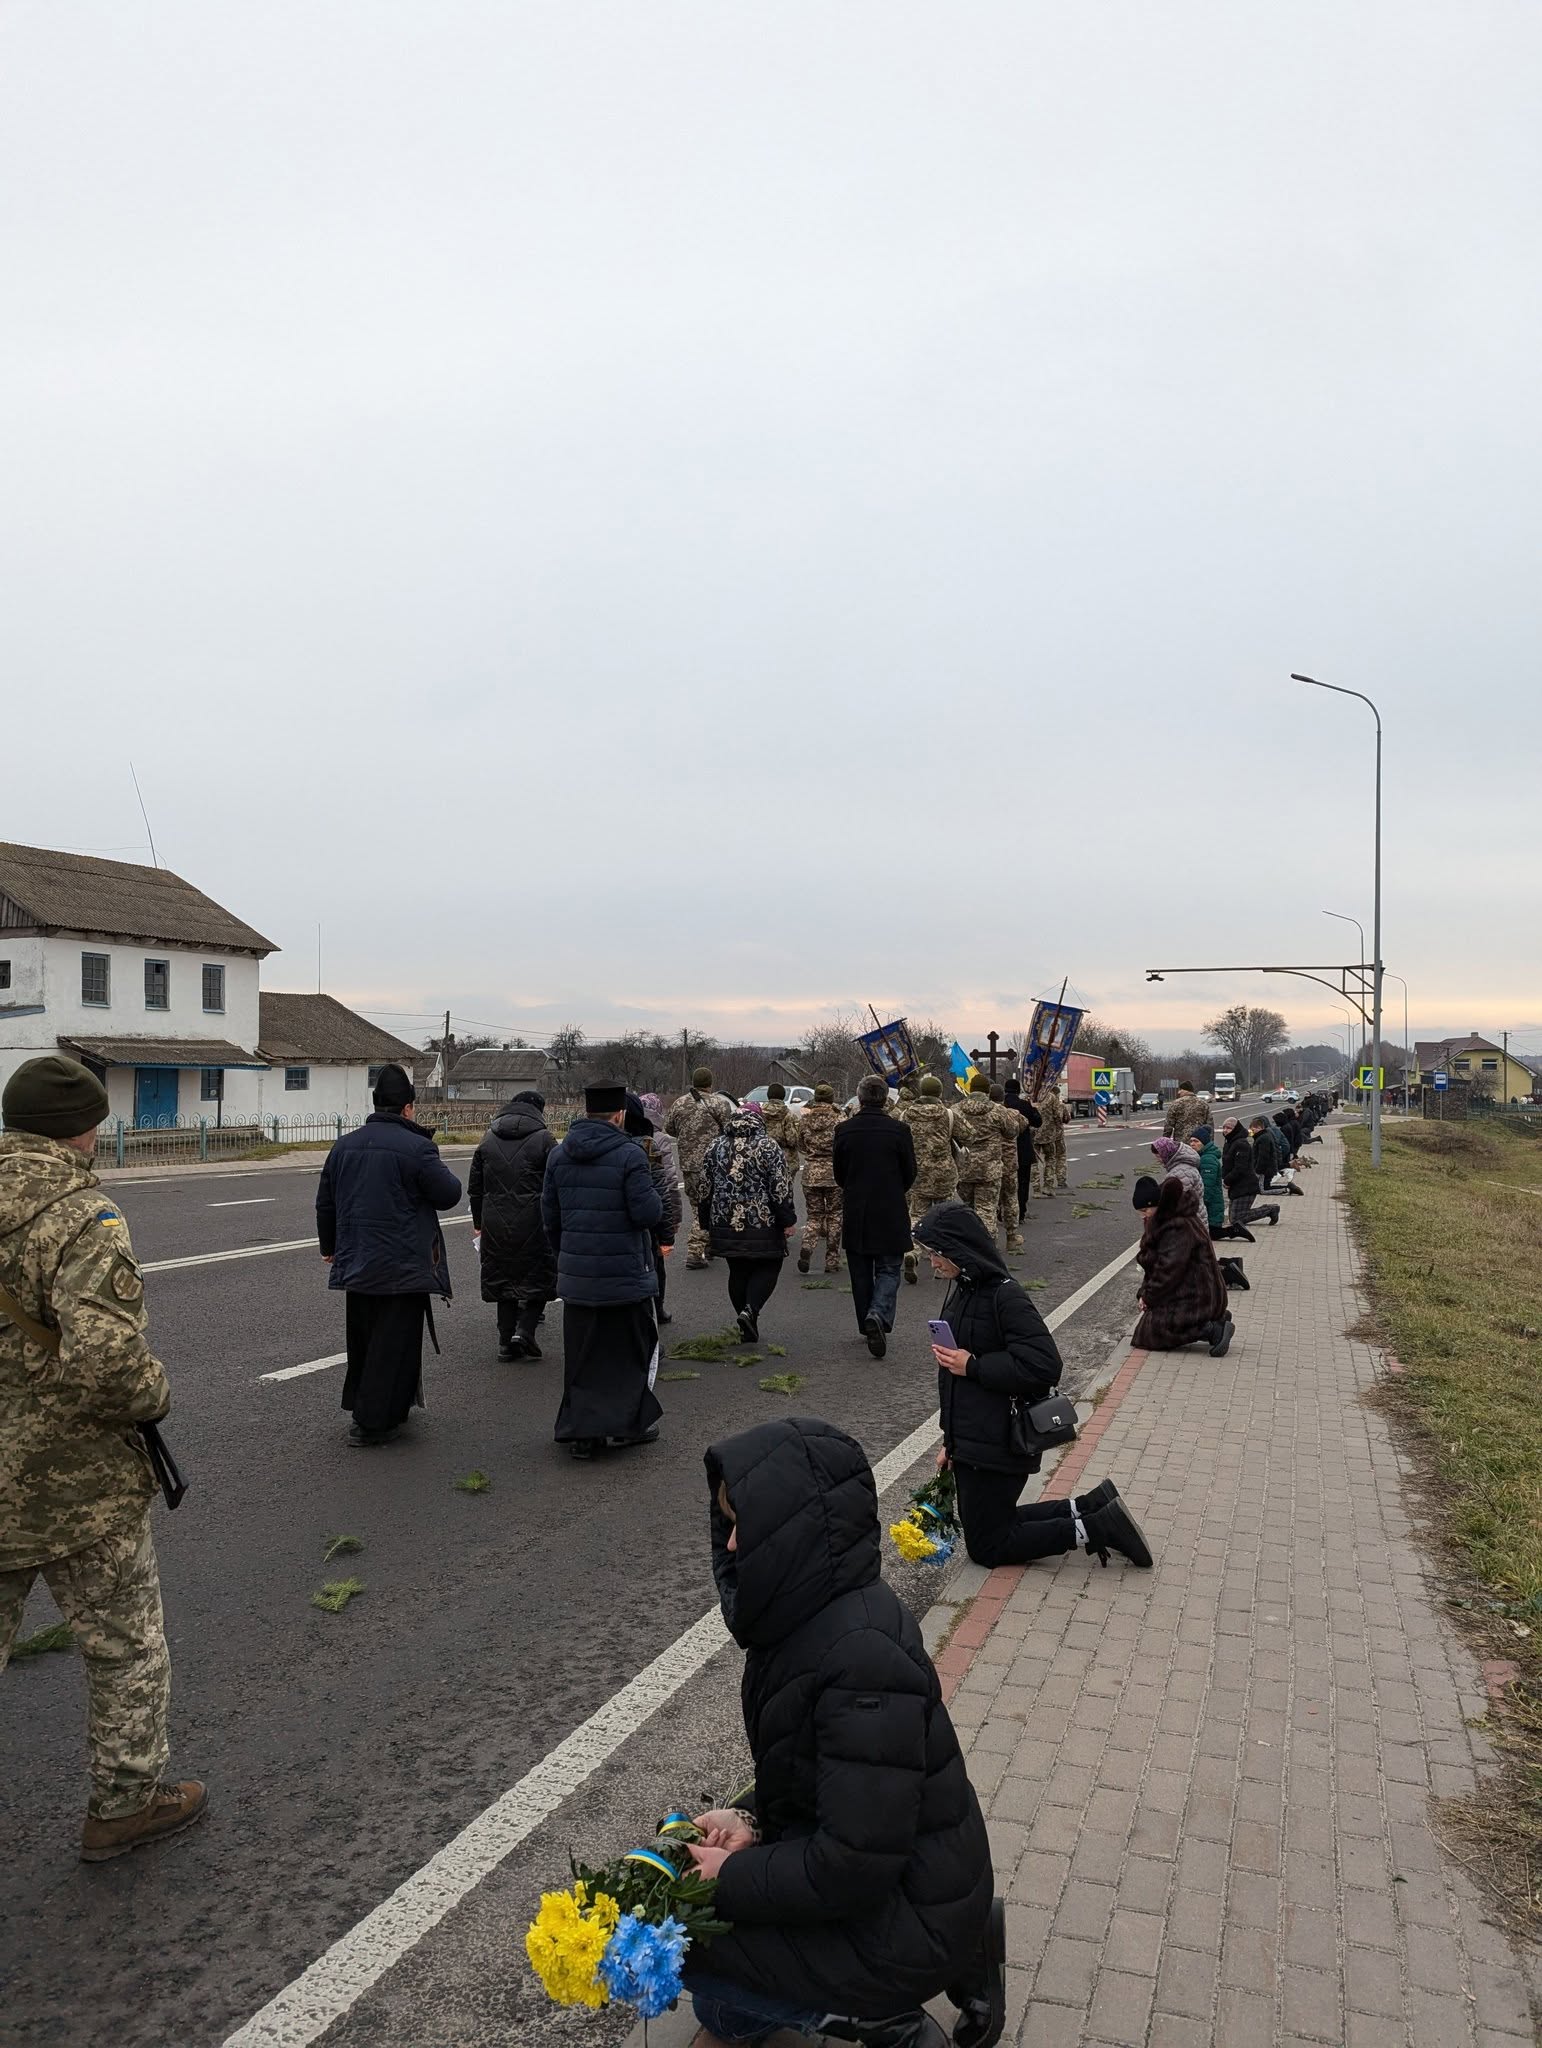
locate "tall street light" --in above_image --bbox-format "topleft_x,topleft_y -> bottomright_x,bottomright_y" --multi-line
1384,970 -> 1411,1118
1294,674 -> 1384,1167
1323,908 -> 1365,973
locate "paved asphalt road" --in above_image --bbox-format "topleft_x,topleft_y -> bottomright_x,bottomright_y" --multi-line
0,1102 -> 1273,2046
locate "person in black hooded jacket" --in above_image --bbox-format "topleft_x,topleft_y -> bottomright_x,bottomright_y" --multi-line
681,1415 -> 998,2048
910,1202 -> 1152,1574
468,1091 -> 556,1360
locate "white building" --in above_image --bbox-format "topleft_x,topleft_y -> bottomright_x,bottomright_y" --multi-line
255,993 -> 420,1124
0,841 -> 273,1127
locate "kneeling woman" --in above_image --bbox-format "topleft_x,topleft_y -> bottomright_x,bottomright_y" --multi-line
1131,1175 -> 1233,1356
911,1203 -> 1152,1573
683,1416 -> 1002,2048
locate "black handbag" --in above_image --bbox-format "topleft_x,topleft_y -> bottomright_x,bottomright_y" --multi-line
1007,1390 -> 1080,1457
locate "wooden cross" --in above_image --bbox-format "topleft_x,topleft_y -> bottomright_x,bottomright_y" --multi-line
969,1030 -> 1013,1080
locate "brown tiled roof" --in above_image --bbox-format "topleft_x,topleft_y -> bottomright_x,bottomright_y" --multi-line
0,842 -> 273,954
258,993 -> 419,1066
449,1048 -> 552,1084
59,1034 -> 266,1069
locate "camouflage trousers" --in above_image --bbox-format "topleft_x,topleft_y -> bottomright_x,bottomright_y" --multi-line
908,1185 -> 955,1230
956,1176 -> 1002,1237
1034,1137 -> 1068,1195
682,1172 -> 713,1263
800,1187 -> 843,1269
0,1516 -> 170,1819
997,1163 -> 1024,1248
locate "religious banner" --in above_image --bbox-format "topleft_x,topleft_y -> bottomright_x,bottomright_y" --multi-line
857,1016 -> 919,1086
1020,999 -> 1084,1097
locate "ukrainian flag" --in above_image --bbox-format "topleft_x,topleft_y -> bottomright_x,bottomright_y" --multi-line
949,1042 -> 979,1095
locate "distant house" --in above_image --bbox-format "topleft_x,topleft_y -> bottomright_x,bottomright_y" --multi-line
447,1047 -> 553,1101
256,994 -> 420,1123
0,840 -> 273,1128
1414,1033 -> 1538,1103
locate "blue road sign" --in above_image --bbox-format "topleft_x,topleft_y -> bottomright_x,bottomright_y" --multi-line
1433,1071 -> 1449,1092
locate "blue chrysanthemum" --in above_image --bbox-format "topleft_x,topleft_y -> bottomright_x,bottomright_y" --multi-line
599,1912 -> 690,2019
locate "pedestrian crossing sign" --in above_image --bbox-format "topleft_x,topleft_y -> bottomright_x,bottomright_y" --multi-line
1091,1068 -> 1115,1091
1357,1065 -> 1384,1089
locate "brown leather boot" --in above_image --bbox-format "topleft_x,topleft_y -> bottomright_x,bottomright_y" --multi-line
81,1779 -> 208,1862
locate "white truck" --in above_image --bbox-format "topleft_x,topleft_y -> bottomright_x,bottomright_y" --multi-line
1213,1071 -> 1239,1103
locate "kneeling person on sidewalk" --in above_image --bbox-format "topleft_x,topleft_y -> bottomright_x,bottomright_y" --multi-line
0,1054 -> 206,1862
912,1201 -> 1153,1573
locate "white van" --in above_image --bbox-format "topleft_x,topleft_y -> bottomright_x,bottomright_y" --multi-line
1213,1072 -> 1239,1102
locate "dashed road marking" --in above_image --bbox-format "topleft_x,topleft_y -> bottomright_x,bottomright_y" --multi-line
209,1198 -> 276,1208
142,1215 -> 472,1275
259,1354 -> 348,1383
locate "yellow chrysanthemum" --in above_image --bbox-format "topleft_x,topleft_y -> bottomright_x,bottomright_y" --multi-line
888,1516 -> 939,1564
524,1883 -> 621,2007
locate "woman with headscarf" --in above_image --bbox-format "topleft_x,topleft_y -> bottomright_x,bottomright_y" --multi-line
1131,1175 -> 1233,1355
469,1090 -> 557,1360
1149,1134 -> 1207,1221
701,1109 -> 798,1344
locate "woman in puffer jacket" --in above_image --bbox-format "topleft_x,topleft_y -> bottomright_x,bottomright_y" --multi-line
681,1415 -> 999,2048
911,1202 -> 1151,1575
1150,1134 -> 1206,1219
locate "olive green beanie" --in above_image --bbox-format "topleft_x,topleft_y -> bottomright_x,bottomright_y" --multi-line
920,1076 -> 942,1098
767,1082 -> 786,1100
3,1053 -> 110,1139
691,1067 -> 714,1090
969,1073 -> 990,1094
814,1083 -> 835,1103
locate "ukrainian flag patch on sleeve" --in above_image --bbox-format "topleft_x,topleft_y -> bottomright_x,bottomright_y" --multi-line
95,1209 -> 123,1227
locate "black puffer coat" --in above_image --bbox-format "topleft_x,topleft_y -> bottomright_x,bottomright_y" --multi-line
1221,1124 -> 1259,1199
911,1202 -> 1063,1475
468,1099 -> 556,1302
701,1417 -> 992,2016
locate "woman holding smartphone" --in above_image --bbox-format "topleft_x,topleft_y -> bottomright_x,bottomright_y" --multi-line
911,1203 -> 1152,1571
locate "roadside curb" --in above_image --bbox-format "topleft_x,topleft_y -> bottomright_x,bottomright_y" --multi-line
921,1336 -> 1149,1696
97,1143 -> 477,1183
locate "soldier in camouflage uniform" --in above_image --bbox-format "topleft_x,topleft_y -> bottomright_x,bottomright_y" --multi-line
898,1075 -> 957,1281
795,1083 -> 843,1273
664,1067 -> 737,1266
1033,1083 -> 1070,1196
759,1083 -> 802,1191
989,1082 -> 1027,1252
1162,1082 -> 1209,1145
949,1074 -> 1003,1236
0,1055 -> 206,1862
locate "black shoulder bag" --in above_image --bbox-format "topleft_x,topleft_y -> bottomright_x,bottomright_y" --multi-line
1007,1390 -> 1080,1457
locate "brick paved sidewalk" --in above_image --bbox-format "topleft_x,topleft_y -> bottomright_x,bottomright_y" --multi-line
628,1127 -> 1539,2047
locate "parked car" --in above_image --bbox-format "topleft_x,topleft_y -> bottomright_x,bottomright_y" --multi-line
740,1084 -> 814,1113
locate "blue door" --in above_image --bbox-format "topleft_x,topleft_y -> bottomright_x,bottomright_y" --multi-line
134,1068 -> 180,1127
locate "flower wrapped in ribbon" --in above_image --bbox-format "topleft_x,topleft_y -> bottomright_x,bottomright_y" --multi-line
525,1811 -> 729,2020
888,1465 -> 959,1565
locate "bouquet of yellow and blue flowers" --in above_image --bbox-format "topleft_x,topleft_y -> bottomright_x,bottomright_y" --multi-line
888,1465 -> 959,1565
525,1811 -> 728,2021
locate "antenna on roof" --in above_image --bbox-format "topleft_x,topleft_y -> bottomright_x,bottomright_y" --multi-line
317,923 -> 323,994
128,761 -> 161,868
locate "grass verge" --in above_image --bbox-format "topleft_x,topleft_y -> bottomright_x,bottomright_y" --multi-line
1342,1118 -> 1542,1929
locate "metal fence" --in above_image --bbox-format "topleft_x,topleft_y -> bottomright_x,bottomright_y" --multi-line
91,1106 -> 574,1170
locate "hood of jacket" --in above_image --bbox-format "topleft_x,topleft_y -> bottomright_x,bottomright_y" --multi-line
910,1198 -> 1009,1285
0,1129 -> 97,1238
559,1115 -> 632,1165
490,1104 -> 548,1143
705,1416 -> 880,1650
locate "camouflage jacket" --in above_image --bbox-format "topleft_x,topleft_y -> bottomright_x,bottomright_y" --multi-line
0,1131 -> 170,1572
760,1102 -> 802,1179
663,1089 -> 736,1186
995,1103 -> 1026,1168
1163,1093 -> 1208,1143
1036,1090 -> 1069,1140
795,1102 -> 841,1189
949,1095 -> 1004,1185
899,1099 -> 957,1198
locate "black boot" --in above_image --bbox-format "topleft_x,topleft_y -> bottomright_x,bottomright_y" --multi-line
1265,1205 -> 1281,1226
1231,1225 -> 1256,1243
1082,1493 -> 1154,1568
946,1896 -> 1006,2048
1209,1317 -> 1235,1357
821,2012 -> 949,2047
1073,1478 -> 1118,1517
515,1307 -> 542,1360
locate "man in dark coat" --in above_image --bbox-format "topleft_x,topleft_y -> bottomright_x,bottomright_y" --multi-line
540,1080 -> 664,1461
1132,1176 -> 1232,1355
316,1064 -> 463,1447
1002,1077 -> 1041,1223
832,1074 -> 917,1359
468,1091 -> 556,1361
680,1415 -> 996,2048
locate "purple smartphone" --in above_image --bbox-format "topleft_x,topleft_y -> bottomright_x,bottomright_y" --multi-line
927,1320 -> 956,1348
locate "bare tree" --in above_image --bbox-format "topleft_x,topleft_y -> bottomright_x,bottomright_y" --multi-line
797,1010 -> 868,1100
1202,1005 -> 1290,1089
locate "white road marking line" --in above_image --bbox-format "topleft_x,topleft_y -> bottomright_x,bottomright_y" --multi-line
209,1198 -> 277,1208
220,1236 -> 1142,2048
143,1215 -> 472,1276
260,1354 -> 347,1383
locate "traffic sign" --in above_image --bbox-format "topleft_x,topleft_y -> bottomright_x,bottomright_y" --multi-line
1433,1071 -> 1449,1092
1091,1068 -> 1115,1092
1357,1065 -> 1384,1090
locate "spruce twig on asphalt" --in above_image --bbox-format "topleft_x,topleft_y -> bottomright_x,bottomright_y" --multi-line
311,1579 -> 365,1613
453,1471 -> 491,1493
323,1534 -> 364,1562
10,1623 -> 74,1659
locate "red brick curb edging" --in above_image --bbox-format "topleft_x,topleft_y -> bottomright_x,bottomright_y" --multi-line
935,1349 -> 1151,1703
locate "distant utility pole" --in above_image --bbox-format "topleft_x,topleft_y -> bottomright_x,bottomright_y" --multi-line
1504,1029 -> 1510,1101
442,1009 -> 452,1096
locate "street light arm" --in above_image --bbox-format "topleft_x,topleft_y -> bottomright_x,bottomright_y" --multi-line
1291,674 -> 1383,743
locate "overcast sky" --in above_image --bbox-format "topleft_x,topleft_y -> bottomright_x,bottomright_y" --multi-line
3,3 -> 1538,1060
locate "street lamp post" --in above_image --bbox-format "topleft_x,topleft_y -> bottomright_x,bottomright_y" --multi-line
1293,675 -> 1384,1167
1384,970 -> 1411,1118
